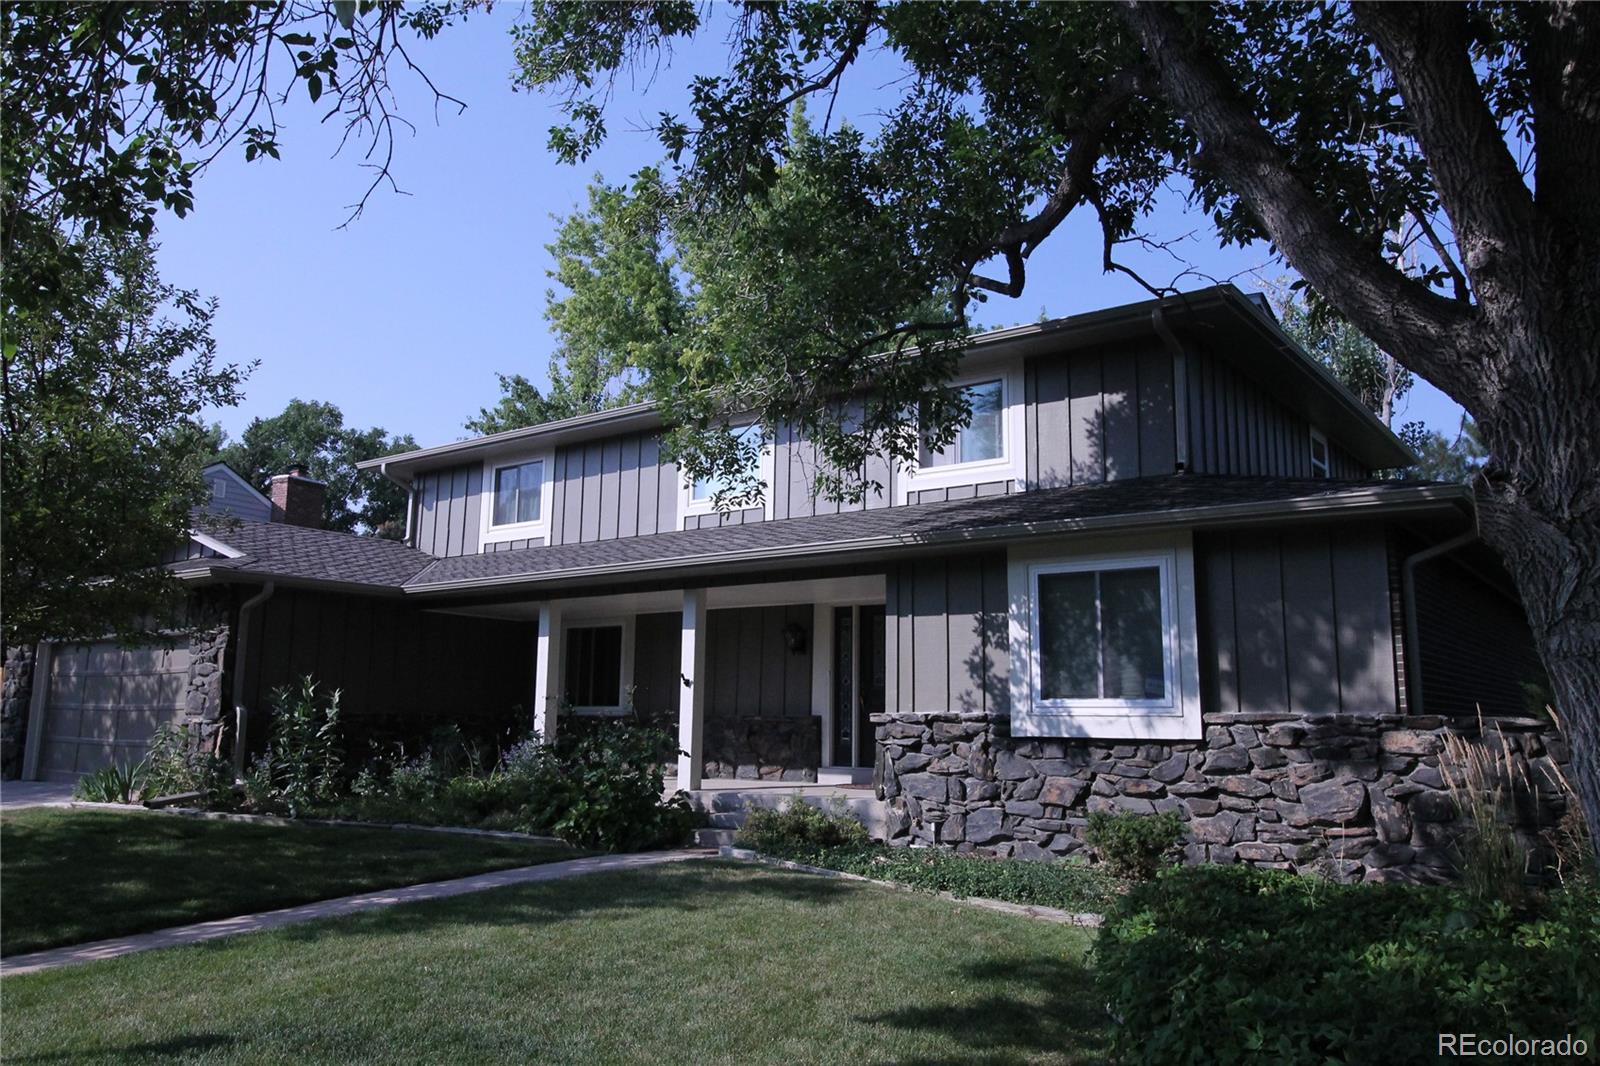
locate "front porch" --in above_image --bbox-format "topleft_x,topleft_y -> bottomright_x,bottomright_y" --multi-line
519,574 -> 888,789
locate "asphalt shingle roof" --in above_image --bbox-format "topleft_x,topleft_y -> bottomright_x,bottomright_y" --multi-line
403,475 -> 1462,591
176,476 -> 1464,596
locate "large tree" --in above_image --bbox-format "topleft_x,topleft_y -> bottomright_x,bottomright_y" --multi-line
512,2 -> 1600,851
215,399 -> 417,537
1,233 -> 245,648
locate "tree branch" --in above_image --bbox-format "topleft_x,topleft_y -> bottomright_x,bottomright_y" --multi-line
1118,1 -> 1482,407
1352,3 -> 1547,303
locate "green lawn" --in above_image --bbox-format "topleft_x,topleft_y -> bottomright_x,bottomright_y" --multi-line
0,808 -> 578,956
1,861 -> 1106,1065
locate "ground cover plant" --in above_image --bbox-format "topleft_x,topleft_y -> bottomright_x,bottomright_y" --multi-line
737,798 -> 1121,914
0,861 -> 1106,1065
0,808 -> 577,957
1096,864 -> 1600,1065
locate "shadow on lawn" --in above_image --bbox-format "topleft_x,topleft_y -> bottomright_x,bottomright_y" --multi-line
9,1033 -> 237,1064
861,955 -> 1111,1065
264,859 -> 860,947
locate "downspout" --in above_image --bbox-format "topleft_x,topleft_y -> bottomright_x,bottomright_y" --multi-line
1152,304 -> 1190,472
231,582 -> 276,772
1401,521 -> 1479,717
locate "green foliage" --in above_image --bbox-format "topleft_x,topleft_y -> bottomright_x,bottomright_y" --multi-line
1095,866 -> 1600,1065
737,796 -> 873,853
252,678 -> 346,817
1279,297 -> 1412,425
1,232 -> 246,648
72,762 -> 146,805
532,724 -> 695,851
745,834 -> 1120,914
143,723 -> 236,807
1085,811 -> 1184,881
214,399 -> 417,537
1406,415 -> 1489,483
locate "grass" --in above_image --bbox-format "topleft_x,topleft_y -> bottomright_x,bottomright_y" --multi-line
0,808 -> 579,956
0,861 -> 1107,1065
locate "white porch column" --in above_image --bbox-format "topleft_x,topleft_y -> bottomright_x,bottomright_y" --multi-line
533,603 -> 563,742
677,588 -> 707,789
811,604 -> 834,767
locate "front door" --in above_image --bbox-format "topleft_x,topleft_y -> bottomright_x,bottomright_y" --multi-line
832,605 -> 886,769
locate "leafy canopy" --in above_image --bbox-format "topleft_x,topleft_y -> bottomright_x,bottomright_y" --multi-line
1,233 -> 246,648
215,400 -> 417,538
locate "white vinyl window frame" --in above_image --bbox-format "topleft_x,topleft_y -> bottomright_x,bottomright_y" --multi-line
1008,532 -> 1202,741
479,451 -> 556,547
897,360 -> 1026,504
560,614 -> 635,716
679,423 -> 776,525
1309,427 -> 1331,478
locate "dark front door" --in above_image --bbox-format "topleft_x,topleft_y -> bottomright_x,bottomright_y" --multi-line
857,605 -> 886,768
833,604 -> 887,769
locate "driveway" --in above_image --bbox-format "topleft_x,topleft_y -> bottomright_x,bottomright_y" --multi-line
1,780 -> 75,810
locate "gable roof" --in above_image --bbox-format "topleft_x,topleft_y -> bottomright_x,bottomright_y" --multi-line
358,284 -> 1415,483
176,475 -> 1469,598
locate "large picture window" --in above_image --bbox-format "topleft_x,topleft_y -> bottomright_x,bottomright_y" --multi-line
564,625 -> 623,709
1028,554 -> 1176,711
491,459 -> 544,527
922,378 -> 1004,467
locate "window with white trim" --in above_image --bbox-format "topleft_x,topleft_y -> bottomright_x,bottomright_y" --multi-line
491,459 -> 545,527
691,423 -> 765,503
922,378 -> 1004,467
1032,556 -> 1174,710
564,625 -> 623,710
1309,428 -> 1330,479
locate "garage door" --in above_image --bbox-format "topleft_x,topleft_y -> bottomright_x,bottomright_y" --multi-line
36,642 -> 190,780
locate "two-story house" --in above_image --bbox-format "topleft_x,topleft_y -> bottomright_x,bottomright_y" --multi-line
11,285 -> 1558,881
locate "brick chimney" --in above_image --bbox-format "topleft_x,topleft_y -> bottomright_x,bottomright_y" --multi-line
269,464 -> 326,528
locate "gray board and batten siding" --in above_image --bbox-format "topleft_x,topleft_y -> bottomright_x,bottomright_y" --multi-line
880,522 -> 1401,726
411,340 -> 1372,559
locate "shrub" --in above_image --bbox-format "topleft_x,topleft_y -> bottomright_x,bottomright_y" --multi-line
252,677 -> 345,816
737,796 -> 872,853
525,723 -> 694,851
143,723 -> 235,806
1096,865 -> 1600,1065
1085,810 -> 1184,880
73,762 -> 145,804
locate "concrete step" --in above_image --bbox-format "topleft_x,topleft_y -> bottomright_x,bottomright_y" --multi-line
707,811 -> 746,829
693,827 -> 739,848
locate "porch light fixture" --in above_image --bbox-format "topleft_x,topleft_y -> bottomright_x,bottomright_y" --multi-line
782,622 -> 808,655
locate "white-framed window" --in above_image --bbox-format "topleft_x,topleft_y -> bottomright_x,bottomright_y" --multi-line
922,378 -> 1004,467
1309,428 -> 1330,479
680,423 -> 774,524
1008,533 -> 1201,740
479,451 -> 554,546
897,360 -> 1026,504
561,617 -> 634,714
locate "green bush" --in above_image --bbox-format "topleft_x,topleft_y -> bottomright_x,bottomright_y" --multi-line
1085,810 -> 1184,880
526,723 -> 695,851
252,677 -> 345,816
737,796 -> 872,853
1096,865 -> 1600,1065
73,762 -> 145,804
143,723 -> 235,806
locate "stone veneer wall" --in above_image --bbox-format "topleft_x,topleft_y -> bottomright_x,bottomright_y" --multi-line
1,644 -> 37,779
703,716 -> 821,782
874,707 -> 1571,883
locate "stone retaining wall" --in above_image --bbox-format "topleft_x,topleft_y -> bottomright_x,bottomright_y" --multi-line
704,716 -> 821,782
1,645 -> 37,779
873,708 -> 1571,883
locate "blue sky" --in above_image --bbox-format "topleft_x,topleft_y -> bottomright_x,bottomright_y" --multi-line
155,10 -> 1464,451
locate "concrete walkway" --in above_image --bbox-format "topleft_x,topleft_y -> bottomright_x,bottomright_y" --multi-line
0,780 -> 75,809
1,850 -> 705,978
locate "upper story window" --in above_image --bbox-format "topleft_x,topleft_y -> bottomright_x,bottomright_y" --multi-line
491,459 -> 545,526
691,423 -> 764,503
1309,428 -> 1330,479
922,378 -> 1004,468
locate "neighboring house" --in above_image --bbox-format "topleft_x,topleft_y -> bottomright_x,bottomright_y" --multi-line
8,285 -> 1561,883
200,462 -> 273,523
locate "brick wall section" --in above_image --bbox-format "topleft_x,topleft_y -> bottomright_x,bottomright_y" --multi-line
873,707 -> 1571,883
1,644 -> 36,779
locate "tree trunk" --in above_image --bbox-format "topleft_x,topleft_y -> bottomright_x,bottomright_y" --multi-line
1477,489 -> 1600,862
